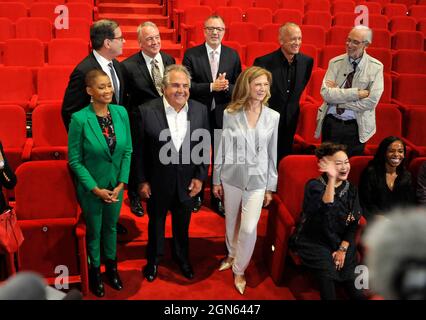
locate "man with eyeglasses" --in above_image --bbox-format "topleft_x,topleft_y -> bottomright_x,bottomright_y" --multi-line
121,21 -> 176,218
133,65 -> 210,282
183,15 -> 242,217
314,25 -> 384,157
254,22 -> 314,161
62,19 -> 128,235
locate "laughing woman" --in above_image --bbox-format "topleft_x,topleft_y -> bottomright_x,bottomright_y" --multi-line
291,142 -> 365,300
359,136 -> 415,222
68,69 -> 132,297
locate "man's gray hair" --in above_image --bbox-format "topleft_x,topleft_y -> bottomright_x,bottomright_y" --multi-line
363,208 -> 426,299
162,64 -> 192,88
353,25 -> 373,44
137,21 -> 158,38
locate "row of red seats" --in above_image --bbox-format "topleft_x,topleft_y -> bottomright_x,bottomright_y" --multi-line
1,159 -> 88,295
0,2 -> 94,23
177,4 -> 426,29
264,153 -> 426,285
0,38 -> 88,66
0,104 -> 68,172
183,22 -> 425,52
0,17 -> 91,42
171,0 -> 426,16
0,65 -> 74,110
295,103 -> 426,158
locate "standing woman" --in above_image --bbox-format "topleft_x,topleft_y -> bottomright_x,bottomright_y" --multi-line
68,69 -> 132,297
212,66 -> 280,295
291,142 -> 365,300
359,136 -> 415,222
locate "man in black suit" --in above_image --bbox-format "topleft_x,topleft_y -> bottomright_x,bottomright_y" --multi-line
62,19 -> 125,131
121,21 -> 175,217
254,22 -> 313,161
134,65 -> 210,282
182,15 -> 242,216
61,19 -> 127,235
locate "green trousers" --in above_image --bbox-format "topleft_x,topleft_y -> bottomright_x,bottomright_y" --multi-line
78,189 -> 123,267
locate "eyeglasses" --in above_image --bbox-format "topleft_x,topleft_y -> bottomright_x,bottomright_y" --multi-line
111,36 -> 125,42
346,38 -> 366,46
204,27 -> 225,33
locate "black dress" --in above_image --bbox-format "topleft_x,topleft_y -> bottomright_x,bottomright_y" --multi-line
292,175 -> 362,282
359,165 -> 415,221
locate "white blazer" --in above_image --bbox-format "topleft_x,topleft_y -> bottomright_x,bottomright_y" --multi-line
213,106 -> 280,192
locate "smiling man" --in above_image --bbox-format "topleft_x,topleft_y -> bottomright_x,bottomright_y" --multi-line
315,25 -> 384,157
121,21 -> 176,217
182,15 -> 241,216
254,22 -> 313,161
133,64 -> 210,283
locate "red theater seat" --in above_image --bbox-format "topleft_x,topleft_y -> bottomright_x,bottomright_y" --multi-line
300,25 -> 326,48
0,18 -> 14,42
0,66 -> 35,111
392,30 -> 424,50
402,108 -> 426,156
35,65 -> 73,106
327,26 -> 352,45
255,0 -> 279,12
228,0 -> 254,14
48,38 -> 89,66
245,41 -> 277,66
215,6 -> 243,26
389,16 -> 417,33
281,0 -> 304,13
0,104 -> 31,173
15,17 -> 53,43
305,0 -> 331,13
367,47 -> 392,73
320,45 -> 345,69
13,160 -> 88,295
273,9 -> 303,25
0,2 -> 28,23
409,5 -> 426,22
303,11 -> 332,30
3,39 -> 45,67
29,2 -> 57,21
259,23 -> 280,42
54,18 -> 91,40
356,2 -> 383,15
29,103 -> 68,160
383,3 -> 408,19
392,49 -> 426,74
331,0 -> 356,15
201,0 -> 227,10
228,22 -> 259,44
245,7 -> 273,27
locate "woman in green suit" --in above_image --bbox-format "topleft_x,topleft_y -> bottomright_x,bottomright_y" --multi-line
68,69 -> 132,297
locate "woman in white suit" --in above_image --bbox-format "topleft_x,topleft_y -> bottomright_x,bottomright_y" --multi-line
212,66 -> 280,294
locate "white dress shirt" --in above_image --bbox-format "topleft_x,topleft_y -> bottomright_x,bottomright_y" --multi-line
142,51 -> 165,80
93,50 -> 120,96
163,96 -> 188,152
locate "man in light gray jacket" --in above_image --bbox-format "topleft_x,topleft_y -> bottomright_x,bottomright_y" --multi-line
315,25 -> 384,156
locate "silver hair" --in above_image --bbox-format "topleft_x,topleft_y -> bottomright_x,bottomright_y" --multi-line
363,208 -> 426,299
162,64 -> 192,88
137,21 -> 158,39
352,25 -> 373,44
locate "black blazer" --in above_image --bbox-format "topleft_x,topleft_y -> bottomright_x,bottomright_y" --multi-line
254,49 -> 313,132
134,98 -> 210,202
121,51 -> 175,114
0,142 -> 17,213
61,52 -> 125,131
182,43 -> 242,128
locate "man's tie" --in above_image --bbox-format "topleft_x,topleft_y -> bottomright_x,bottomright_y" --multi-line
108,62 -> 120,104
151,59 -> 163,96
210,50 -> 218,110
336,61 -> 358,115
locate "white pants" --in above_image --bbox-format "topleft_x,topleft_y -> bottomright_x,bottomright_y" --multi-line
222,182 -> 265,275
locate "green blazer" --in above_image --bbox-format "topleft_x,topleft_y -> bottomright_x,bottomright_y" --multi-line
68,104 -> 132,193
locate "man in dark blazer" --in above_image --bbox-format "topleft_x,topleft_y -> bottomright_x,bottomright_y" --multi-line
182,15 -> 241,216
121,21 -> 175,217
61,19 -> 127,235
61,19 -> 125,131
254,22 -> 313,161
134,65 -> 210,282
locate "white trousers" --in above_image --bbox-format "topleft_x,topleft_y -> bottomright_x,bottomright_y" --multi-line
222,182 -> 265,275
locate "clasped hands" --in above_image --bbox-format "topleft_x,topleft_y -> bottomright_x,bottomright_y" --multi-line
212,73 -> 229,92
93,183 -> 123,203
325,80 -> 369,99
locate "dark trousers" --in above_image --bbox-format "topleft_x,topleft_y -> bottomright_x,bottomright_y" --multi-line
316,275 -> 367,300
146,191 -> 193,265
127,110 -> 141,201
321,114 -> 365,157
197,107 -> 220,206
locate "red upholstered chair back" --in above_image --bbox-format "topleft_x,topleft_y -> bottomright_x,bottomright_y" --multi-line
31,103 -> 68,147
368,105 -> 402,145
348,156 -> 373,187
277,155 -> 319,221
14,161 -> 78,220
0,104 -> 27,149
403,108 -> 426,147
408,157 -> 426,184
